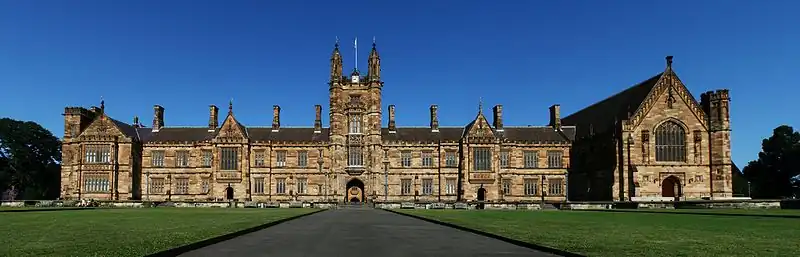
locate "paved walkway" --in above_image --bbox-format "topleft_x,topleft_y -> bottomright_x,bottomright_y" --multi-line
179,208 -> 558,257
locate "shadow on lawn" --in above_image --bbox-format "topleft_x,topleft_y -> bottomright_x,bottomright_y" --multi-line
573,209 -> 800,219
385,209 -> 585,257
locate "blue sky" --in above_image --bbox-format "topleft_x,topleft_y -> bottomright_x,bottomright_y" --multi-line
1,0 -> 797,166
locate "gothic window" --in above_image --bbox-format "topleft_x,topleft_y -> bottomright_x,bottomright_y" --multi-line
201,150 -> 212,167
502,179 -> 512,195
201,178 -> 210,194
298,151 -> 308,167
655,121 -> 687,162
523,151 -> 538,168
174,178 -> 189,194
297,178 -> 307,194
472,148 -> 491,171
85,145 -> 111,164
401,179 -> 412,195
422,151 -> 433,167
445,178 -> 456,194
547,151 -> 563,168
548,179 -> 564,195
176,151 -> 190,167
499,150 -> 509,168
253,178 -> 265,194
276,178 -> 286,194
254,150 -> 265,167
151,150 -> 165,167
348,147 -> 363,167
401,151 -> 412,167
83,175 -> 109,193
220,147 -> 239,170
349,115 -> 362,134
445,152 -> 457,167
422,179 -> 433,195
524,179 -> 538,195
276,151 -> 286,167
149,178 -> 165,194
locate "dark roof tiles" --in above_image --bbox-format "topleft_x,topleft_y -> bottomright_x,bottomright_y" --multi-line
562,73 -> 663,135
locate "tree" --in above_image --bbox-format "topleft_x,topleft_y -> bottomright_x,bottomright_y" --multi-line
742,125 -> 800,199
0,118 -> 61,200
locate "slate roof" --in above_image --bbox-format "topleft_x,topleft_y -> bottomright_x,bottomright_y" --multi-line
106,124 -> 574,144
561,72 -> 664,136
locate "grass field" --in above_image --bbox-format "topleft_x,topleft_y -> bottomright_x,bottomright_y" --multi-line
0,208 -> 318,257
399,209 -> 800,257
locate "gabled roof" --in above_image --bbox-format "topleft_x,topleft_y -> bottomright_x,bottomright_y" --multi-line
562,73 -> 663,136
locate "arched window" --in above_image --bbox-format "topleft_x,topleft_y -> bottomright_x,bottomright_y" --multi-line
655,121 -> 686,162
349,115 -> 362,134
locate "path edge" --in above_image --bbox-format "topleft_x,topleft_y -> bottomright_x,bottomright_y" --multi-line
146,208 -> 327,257
383,208 -> 585,257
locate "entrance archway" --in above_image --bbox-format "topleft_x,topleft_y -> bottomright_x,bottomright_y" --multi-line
661,176 -> 681,198
346,178 -> 365,203
225,187 -> 234,200
477,187 -> 487,210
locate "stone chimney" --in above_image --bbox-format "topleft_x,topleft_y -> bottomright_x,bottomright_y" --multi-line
272,105 -> 281,132
549,104 -> 561,130
208,105 -> 219,132
666,55 -> 674,69
388,105 -> 396,133
430,105 -> 439,132
314,105 -> 322,133
493,105 -> 503,131
152,105 -> 164,132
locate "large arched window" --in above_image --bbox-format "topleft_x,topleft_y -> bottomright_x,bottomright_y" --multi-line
655,121 -> 686,162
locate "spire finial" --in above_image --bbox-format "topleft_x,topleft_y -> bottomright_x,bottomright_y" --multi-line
100,96 -> 105,111
478,97 -> 483,114
335,36 -> 339,49
372,36 -> 376,48
666,55 -> 674,68
229,98 -> 233,113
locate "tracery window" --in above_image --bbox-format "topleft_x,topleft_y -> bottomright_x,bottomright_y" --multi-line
348,147 -> 363,167
349,115 -> 362,134
655,121 -> 687,162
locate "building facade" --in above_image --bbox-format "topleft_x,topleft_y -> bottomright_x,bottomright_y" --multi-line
564,56 -> 735,201
60,42 -> 575,203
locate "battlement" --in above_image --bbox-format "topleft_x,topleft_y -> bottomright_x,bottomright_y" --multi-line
63,106 -> 92,116
703,89 -> 731,101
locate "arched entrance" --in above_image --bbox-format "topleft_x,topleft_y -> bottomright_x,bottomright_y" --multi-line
661,176 -> 682,199
225,186 -> 234,200
477,187 -> 486,210
346,178 -> 365,203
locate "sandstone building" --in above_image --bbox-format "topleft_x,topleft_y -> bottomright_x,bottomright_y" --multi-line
564,56 -> 734,201
60,41 -> 576,203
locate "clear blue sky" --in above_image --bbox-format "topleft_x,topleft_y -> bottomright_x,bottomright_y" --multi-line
1,0 -> 797,166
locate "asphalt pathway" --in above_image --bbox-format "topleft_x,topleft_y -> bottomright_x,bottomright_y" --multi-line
179,208 -> 559,257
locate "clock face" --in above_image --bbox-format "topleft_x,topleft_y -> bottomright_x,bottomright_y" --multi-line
351,75 -> 360,83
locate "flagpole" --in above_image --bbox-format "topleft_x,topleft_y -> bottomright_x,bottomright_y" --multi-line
354,37 -> 358,72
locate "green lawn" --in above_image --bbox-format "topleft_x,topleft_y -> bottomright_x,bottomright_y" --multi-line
1,208 -> 318,257
399,209 -> 800,257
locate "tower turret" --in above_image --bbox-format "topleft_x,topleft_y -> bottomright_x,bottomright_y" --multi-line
368,37 -> 381,81
330,38 -> 343,83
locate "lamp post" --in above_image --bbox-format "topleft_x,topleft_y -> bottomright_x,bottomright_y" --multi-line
540,174 -> 545,210
318,149 -> 324,202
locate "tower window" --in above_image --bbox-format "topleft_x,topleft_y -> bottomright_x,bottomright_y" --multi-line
349,115 -> 362,134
